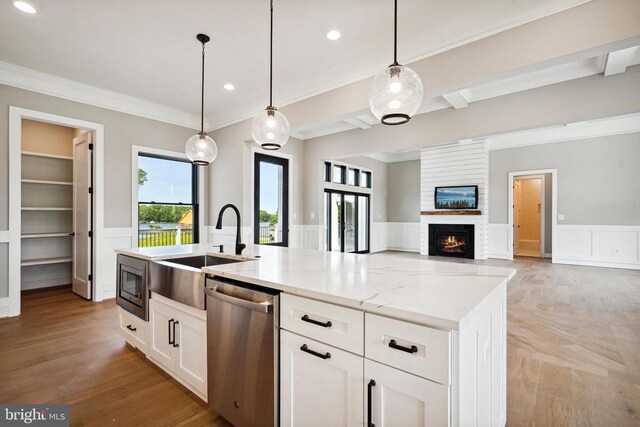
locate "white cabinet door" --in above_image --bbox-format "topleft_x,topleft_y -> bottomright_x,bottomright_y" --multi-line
365,359 -> 450,427
174,310 -> 207,396
281,330 -> 364,427
148,298 -> 176,369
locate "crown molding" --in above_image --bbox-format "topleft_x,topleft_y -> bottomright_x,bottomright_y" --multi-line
0,60 -> 204,130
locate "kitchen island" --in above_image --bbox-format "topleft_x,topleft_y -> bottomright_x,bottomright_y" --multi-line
116,244 -> 515,426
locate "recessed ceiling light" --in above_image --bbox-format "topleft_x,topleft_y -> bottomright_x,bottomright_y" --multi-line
13,1 -> 36,14
223,83 -> 235,91
326,30 -> 341,41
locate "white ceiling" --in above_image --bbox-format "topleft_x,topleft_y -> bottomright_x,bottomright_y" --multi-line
0,0 -> 589,130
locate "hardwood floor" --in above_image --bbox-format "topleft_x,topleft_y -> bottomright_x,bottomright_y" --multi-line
0,287 -> 231,426
1,257 -> 639,426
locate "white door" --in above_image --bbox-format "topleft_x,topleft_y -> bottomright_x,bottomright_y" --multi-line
513,180 -> 520,254
281,330 -> 364,427
365,359 -> 449,427
72,132 -> 92,299
174,312 -> 207,396
148,299 -> 176,369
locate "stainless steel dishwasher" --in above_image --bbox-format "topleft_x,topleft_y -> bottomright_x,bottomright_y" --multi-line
205,276 -> 279,427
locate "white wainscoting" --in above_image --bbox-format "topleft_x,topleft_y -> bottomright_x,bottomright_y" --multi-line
0,232 -> 9,317
207,225 -> 252,248
387,222 -> 421,252
555,225 -> 640,270
99,228 -> 135,300
370,222 -> 389,253
488,224 -> 511,260
0,297 -> 9,318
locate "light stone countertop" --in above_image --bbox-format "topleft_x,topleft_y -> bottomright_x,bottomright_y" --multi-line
116,244 -> 515,330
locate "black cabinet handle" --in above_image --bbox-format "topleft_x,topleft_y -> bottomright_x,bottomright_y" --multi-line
300,344 -> 331,359
367,379 -> 376,427
172,320 -> 179,348
301,314 -> 332,328
168,318 -> 175,346
126,324 -> 136,332
388,339 -> 418,354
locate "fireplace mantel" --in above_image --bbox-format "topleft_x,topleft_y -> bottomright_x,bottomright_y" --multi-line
421,210 -> 482,216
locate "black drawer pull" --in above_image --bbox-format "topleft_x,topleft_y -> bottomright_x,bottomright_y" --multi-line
388,339 -> 418,354
126,324 -> 137,332
301,314 -> 332,328
367,379 -> 376,427
168,319 -> 175,346
172,320 -> 180,348
300,344 -> 331,359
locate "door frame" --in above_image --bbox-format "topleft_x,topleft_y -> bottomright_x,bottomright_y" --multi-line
508,169 -> 557,261
513,175 -> 545,257
131,145 -> 205,248
253,152 -> 290,247
324,189 -> 370,254
8,106 -> 105,316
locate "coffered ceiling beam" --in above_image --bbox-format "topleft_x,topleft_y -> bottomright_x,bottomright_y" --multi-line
342,117 -> 372,129
442,90 -> 471,109
604,46 -> 638,76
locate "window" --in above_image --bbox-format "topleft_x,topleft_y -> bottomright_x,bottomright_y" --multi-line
347,168 -> 359,186
137,154 -> 198,247
324,162 -> 331,182
361,171 -> 372,188
332,164 -> 346,184
255,153 -> 289,246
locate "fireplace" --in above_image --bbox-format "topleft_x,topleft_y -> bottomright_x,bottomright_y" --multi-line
428,224 -> 475,259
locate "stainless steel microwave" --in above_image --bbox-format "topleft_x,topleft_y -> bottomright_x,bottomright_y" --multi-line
116,254 -> 149,320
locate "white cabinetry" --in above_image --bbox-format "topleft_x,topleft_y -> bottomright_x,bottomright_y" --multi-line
117,306 -> 148,353
365,359 -> 449,427
148,293 -> 207,401
280,330 -> 363,426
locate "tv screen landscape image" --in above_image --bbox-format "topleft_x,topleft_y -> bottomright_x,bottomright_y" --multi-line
434,186 -> 478,209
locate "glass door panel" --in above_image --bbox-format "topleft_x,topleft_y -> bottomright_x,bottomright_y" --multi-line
330,193 -> 342,252
357,196 -> 369,252
255,154 -> 289,246
344,195 -> 356,253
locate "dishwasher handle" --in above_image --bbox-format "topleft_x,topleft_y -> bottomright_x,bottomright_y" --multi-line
205,285 -> 273,313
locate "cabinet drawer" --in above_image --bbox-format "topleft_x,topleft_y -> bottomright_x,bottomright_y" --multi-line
118,306 -> 148,353
365,314 -> 450,385
281,294 -> 364,355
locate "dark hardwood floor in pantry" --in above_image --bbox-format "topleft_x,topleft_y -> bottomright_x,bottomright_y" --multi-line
0,287 -> 230,426
1,257 -> 639,426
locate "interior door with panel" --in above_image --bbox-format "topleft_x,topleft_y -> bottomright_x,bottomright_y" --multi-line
72,132 -> 93,299
254,153 -> 289,247
365,359 -> 449,427
281,330 -> 364,426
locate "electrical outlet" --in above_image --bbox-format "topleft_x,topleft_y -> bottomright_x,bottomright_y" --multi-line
310,212 -> 315,220
558,214 -> 565,221
292,212 -> 297,220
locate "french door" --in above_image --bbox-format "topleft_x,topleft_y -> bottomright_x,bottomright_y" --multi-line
254,153 -> 289,247
325,190 -> 369,253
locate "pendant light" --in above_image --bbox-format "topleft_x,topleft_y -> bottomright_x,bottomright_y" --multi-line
251,0 -> 290,150
368,0 -> 423,125
185,33 -> 218,166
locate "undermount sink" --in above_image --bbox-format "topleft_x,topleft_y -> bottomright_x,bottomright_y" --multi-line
150,254 -> 247,309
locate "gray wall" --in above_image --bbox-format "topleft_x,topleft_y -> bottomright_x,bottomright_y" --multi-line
302,66 -> 640,226
0,84 -> 197,229
387,160 -> 420,222
339,156 -> 388,223
208,118 -> 304,228
490,132 -> 640,226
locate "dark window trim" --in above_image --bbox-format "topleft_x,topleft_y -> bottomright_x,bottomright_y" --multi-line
137,153 -> 199,244
254,153 -> 289,247
324,189 -> 370,254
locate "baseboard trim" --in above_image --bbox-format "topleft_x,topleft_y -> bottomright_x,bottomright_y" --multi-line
386,247 -> 420,253
554,258 -> 640,270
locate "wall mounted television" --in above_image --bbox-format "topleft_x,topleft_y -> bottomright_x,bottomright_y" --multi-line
434,185 -> 478,209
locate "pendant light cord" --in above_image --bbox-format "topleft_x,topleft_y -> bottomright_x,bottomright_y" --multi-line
200,41 -> 206,134
393,0 -> 398,65
269,0 -> 274,108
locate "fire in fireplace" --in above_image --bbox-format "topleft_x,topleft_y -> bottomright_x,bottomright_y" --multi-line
429,224 -> 475,259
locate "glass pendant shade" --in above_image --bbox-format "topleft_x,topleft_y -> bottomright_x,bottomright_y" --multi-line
252,107 -> 290,150
185,132 -> 218,166
369,64 -> 423,125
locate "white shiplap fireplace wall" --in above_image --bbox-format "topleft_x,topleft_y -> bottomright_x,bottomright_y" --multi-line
420,141 -> 489,259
